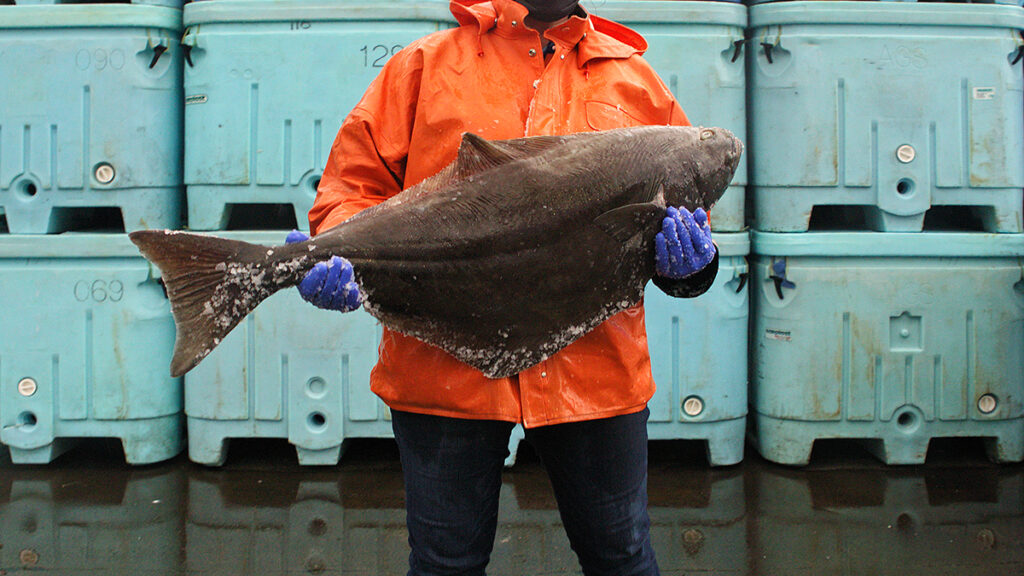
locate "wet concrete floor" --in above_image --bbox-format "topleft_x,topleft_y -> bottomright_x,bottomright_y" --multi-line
1,437 -> 1021,575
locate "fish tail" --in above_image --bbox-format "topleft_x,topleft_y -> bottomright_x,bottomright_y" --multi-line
129,230 -> 287,377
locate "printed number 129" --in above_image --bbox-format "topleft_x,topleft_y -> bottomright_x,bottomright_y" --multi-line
361,44 -> 404,68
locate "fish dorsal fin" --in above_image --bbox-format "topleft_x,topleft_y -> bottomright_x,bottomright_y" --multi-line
595,183 -> 667,242
409,132 -> 574,197
456,133 -> 516,177
455,132 -> 568,178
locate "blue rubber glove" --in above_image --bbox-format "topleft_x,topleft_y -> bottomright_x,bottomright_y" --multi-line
285,230 -> 363,312
654,207 -> 716,279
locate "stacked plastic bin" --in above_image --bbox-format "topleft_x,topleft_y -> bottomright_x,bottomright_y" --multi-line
583,1 -> 750,466
0,1 -> 185,464
747,1 -> 1024,465
180,0 -> 454,466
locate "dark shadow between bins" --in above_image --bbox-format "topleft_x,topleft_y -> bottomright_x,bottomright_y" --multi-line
49,206 -> 126,233
222,203 -> 300,231
807,204 -> 993,232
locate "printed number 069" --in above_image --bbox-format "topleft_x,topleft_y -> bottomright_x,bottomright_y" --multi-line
74,280 -> 124,303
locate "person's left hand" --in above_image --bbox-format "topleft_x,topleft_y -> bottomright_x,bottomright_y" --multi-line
654,207 -> 716,279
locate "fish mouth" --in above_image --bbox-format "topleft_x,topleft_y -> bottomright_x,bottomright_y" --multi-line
728,135 -> 744,166
728,139 -> 744,185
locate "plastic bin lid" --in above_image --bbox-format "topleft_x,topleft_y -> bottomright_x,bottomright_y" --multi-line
749,1 -> 1024,30
184,0 -> 455,25
581,0 -> 747,27
751,231 -> 1024,258
707,231 -> 750,257
0,234 -> 151,259
0,5 -> 183,31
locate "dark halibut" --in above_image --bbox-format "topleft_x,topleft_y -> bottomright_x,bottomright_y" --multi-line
130,125 -> 743,378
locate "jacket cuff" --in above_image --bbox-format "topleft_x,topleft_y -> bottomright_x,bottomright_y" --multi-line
651,249 -> 719,299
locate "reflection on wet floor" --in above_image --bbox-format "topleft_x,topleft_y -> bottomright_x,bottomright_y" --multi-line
1,438 -> 1021,575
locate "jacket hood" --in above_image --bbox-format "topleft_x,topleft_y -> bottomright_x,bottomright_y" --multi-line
449,0 -> 647,64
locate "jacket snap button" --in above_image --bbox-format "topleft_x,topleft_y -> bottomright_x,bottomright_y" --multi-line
528,48 -> 537,57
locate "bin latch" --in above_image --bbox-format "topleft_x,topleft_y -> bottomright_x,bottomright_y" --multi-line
730,39 -> 745,63
149,45 -> 168,69
768,259 -> 796,299
145,35 -> 171,69
735,271 -> 748,294
181,27 -> 199,67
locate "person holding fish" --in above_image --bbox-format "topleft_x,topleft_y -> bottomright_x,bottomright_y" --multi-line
294,1 -> 720,574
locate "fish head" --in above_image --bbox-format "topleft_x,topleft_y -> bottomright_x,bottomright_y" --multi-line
656,126 -> 744,210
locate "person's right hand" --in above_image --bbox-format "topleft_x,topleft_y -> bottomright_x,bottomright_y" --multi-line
654,207 -> 715,279
286,230 -> 363,313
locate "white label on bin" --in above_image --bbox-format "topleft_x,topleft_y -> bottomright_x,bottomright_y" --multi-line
185,94 -> 208,105
765,329 -> 792,342
972,88 -> 995,101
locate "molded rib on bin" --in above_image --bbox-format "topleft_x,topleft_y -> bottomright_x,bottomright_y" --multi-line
747,2 -> 1024,232
0,234 -> 183,465
182,0 -> 454,231
0,5 -> 184,234
645,232 -> 750,466
183,232 -> 385,467
749,232 -> 1024,466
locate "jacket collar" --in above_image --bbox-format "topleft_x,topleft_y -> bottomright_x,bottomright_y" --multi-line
449,0 -> 646,66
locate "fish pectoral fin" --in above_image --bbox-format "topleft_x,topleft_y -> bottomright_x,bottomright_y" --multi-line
594,201 -> 666,243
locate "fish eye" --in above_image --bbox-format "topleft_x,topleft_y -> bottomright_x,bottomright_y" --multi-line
700,129 -> 715,141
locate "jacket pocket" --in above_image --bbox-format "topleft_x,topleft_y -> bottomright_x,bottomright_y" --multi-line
584,100 -> 650,131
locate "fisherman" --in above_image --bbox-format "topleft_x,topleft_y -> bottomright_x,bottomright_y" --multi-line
289,0 -> 719,574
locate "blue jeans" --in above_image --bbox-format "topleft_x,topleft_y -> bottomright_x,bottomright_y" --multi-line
391,408 -> 659,576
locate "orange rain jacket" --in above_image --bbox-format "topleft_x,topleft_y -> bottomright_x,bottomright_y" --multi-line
309,0 -> 715,428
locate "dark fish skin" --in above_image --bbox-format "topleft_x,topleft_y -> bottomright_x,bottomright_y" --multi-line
130,125 -> 743,378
